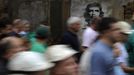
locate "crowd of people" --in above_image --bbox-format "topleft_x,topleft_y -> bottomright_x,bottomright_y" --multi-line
0,16 -> 133,75
1,5 -> 134,75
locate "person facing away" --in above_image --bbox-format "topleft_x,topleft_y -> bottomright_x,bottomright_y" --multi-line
30,26 -> 50,53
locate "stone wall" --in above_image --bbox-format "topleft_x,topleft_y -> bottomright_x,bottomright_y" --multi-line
0,0 -> 134,27
71,0 -> 134,20
0,0 -> 8,19
6,0 -> 50,28
71,0 -> 134,42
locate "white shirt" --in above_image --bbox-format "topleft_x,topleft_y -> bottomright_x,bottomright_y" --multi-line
82,27 -> 98,48
115,43 -> 128,65
115,42 -> 128,75
80,27 -> 98,75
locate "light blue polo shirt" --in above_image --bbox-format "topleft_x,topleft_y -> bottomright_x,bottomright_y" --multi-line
89,40 -> 116,75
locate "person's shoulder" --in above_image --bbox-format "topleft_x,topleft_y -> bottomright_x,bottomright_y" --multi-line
91,47 -> 105,54
63,31 -> 73,38
90,46 -> 104,54
84,27 -> 96,34
63,31 -> 69,35
84,27 -> 92,32
90,42 -> 107,53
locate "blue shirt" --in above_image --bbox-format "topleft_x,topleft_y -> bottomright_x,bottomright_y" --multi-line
89,40 -> 116,75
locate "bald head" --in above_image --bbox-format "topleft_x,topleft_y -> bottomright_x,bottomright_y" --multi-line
0,37 -> 26,59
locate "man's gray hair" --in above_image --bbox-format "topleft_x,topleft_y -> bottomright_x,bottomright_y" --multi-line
67,17 -> 81,27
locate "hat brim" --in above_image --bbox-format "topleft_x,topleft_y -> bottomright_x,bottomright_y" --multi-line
28,62 -> 55,71
122,31 -> 133,35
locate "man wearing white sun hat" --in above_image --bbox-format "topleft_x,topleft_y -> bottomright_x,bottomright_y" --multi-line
114,21 -> 134,75
8,51 -> 54,75
45,45 -> 79,75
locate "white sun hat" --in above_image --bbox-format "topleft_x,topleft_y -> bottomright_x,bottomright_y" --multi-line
44,45 -> 77,62
8,51 -> 55,72
115,21 -> 133,34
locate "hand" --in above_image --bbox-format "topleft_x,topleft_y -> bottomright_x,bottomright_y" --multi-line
113,46 -> 121,57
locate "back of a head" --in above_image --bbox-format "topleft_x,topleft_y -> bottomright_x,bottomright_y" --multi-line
89,17 -> 102,26
35,26 -> 49,39
96,17 -> 118,34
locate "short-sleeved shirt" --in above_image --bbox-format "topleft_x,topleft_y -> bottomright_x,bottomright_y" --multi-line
82,27 -> 98,48
89,40 -> 116,75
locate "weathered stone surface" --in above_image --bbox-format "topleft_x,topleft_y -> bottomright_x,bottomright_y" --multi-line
71,0 -> 134,20
6,0 -> 49,28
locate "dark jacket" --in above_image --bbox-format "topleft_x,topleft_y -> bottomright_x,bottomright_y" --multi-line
0,58 -> 8,75
60,31 -> 80,51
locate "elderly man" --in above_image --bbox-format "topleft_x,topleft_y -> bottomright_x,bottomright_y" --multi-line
60,17 -> 81,62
